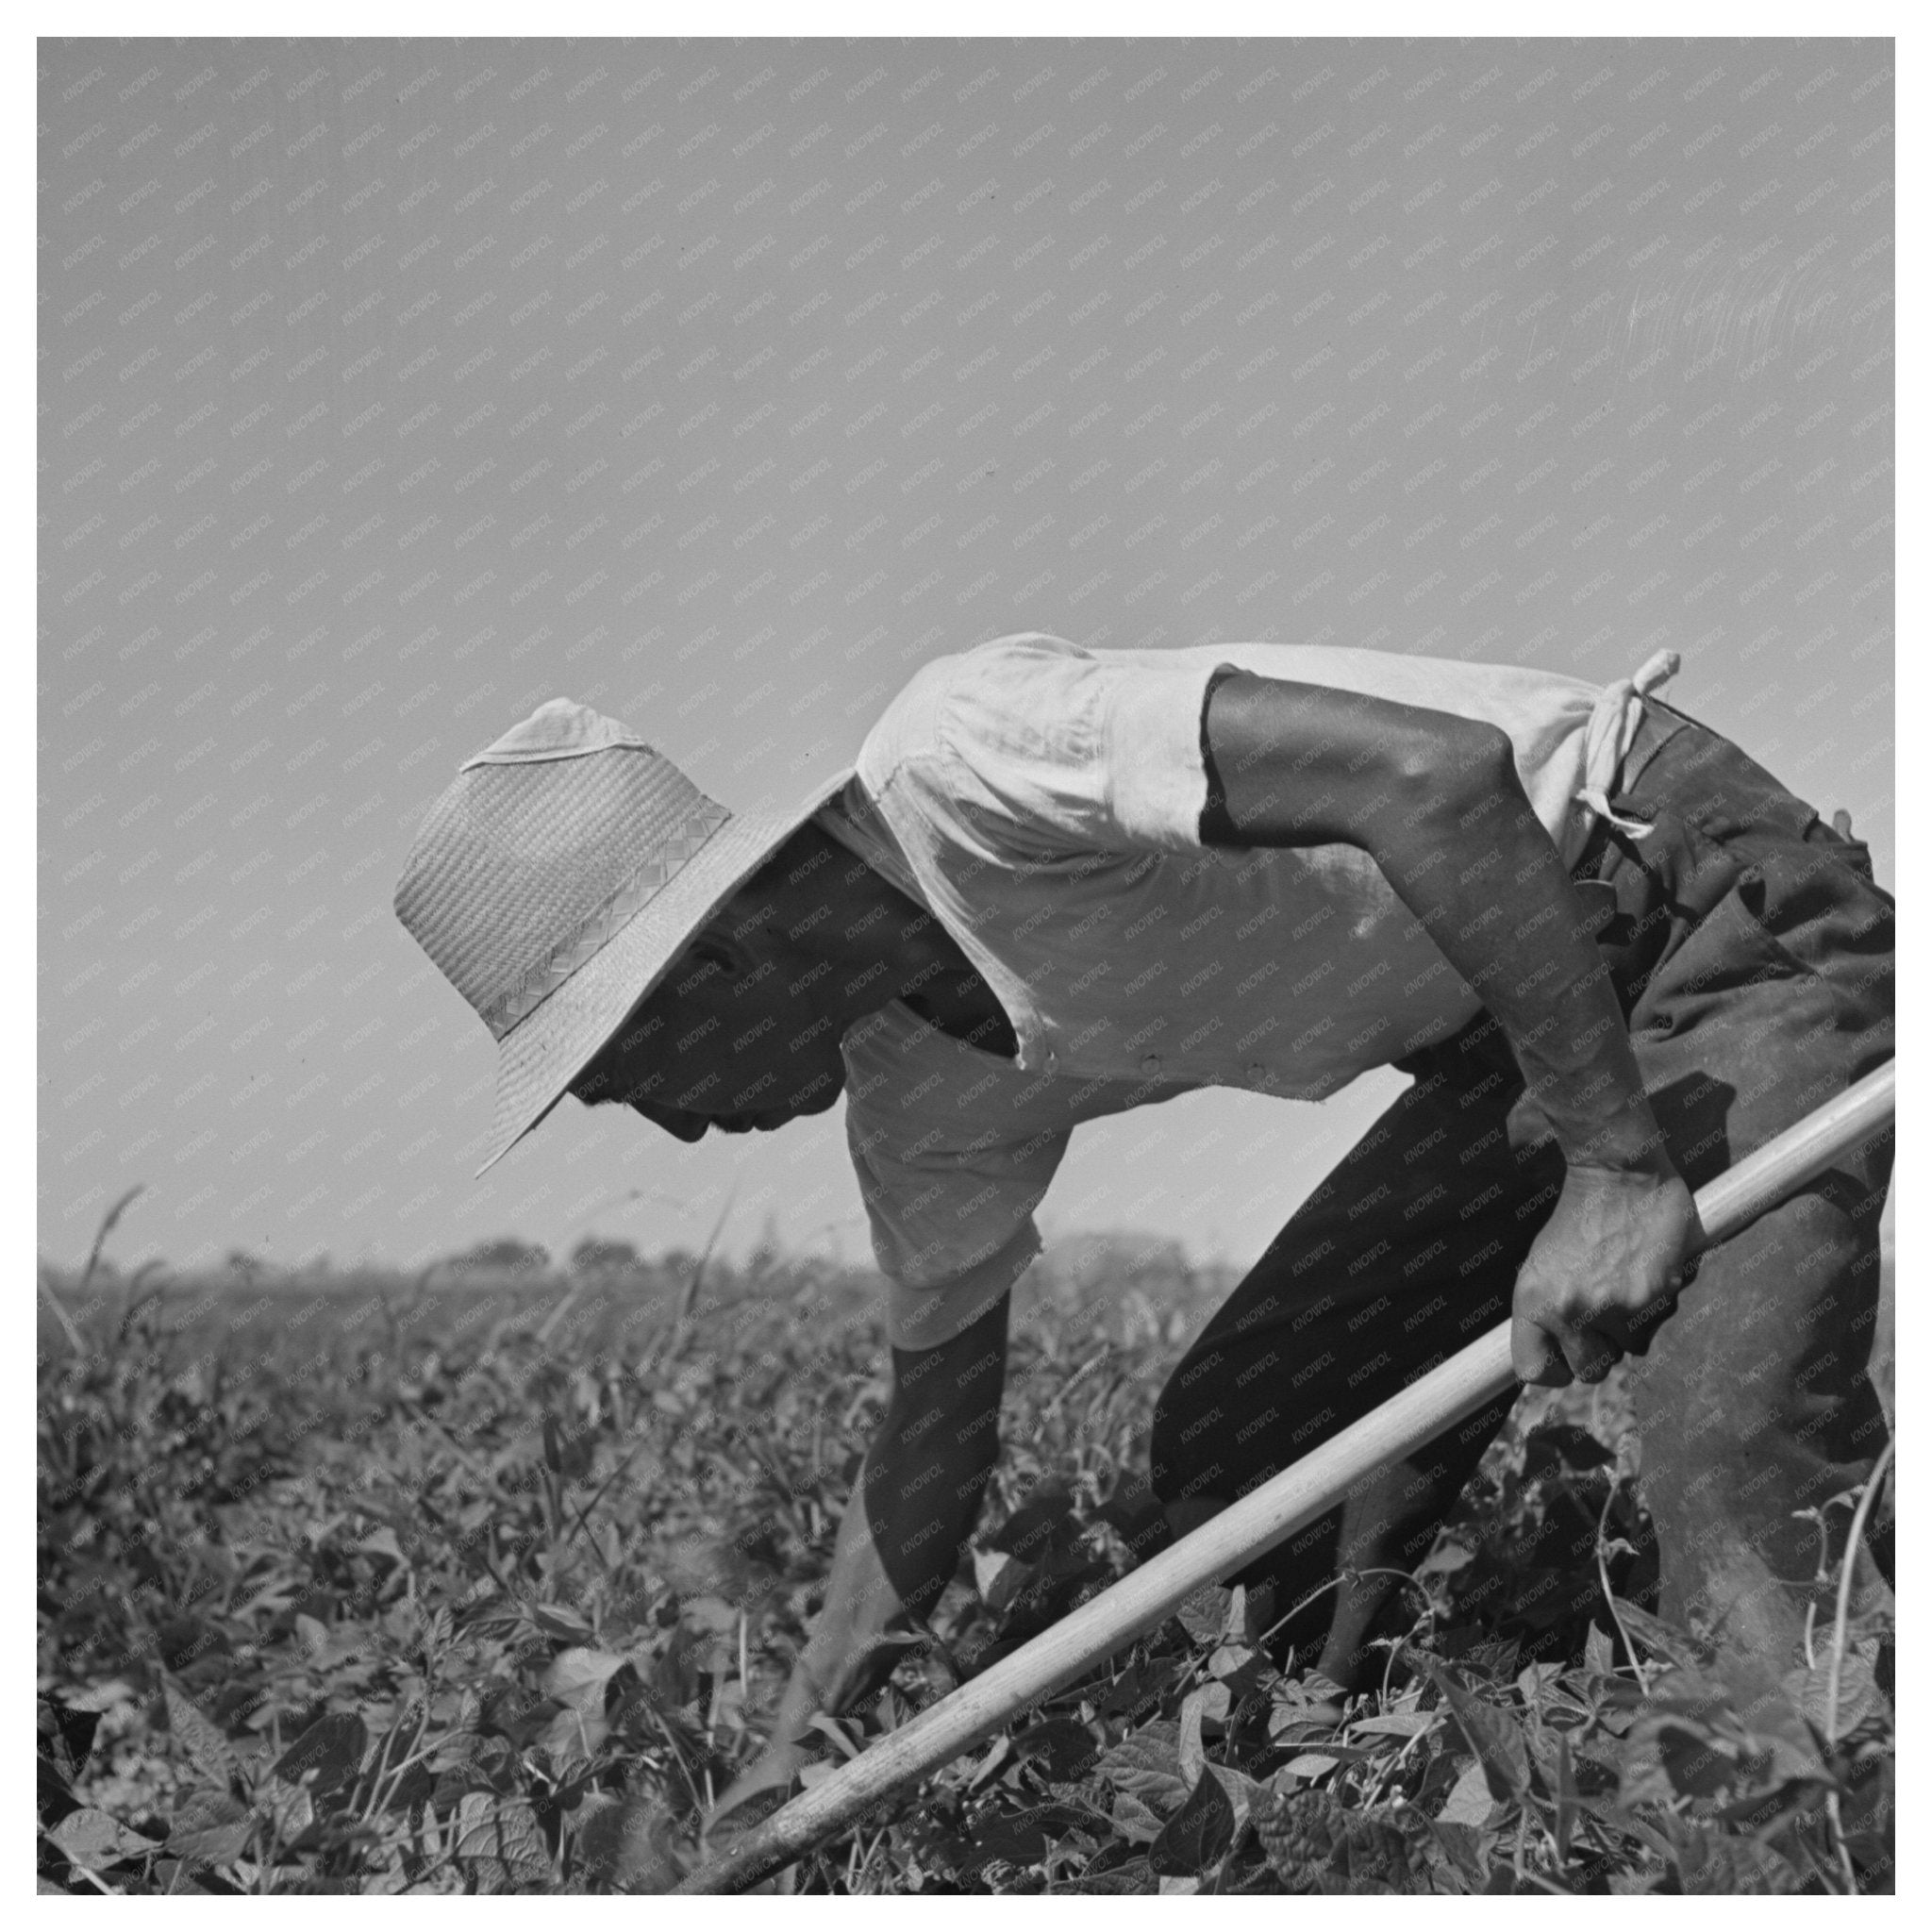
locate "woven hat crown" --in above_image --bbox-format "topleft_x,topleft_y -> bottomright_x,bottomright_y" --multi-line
393,698 -> 730,1041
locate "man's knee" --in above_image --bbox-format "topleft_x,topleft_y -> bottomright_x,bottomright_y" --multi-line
1647,1197 -> 1877,1394
1150,1449 -> 1231,1511
1163,1494 -> 1226,1541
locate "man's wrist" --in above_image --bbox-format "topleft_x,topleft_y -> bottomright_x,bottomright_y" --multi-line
1560,1115 -> 1676,1174
1517,1050 -> 1672,1174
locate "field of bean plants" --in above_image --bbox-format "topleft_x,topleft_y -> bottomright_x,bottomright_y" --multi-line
38,1216 -> 1894,1894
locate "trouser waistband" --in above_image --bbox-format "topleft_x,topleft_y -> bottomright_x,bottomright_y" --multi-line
1566,696 -> 1693,884
1616,696 -> 1694,798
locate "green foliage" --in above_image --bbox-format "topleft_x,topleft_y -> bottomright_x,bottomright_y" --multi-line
37,1243 -> 1892,1893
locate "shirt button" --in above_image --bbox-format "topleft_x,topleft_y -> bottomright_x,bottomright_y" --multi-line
1141,1054 -> 1162,1075
1246,1061 -> 1268,1082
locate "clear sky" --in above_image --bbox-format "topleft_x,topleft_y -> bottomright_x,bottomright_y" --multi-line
39,37 -> 1893,1277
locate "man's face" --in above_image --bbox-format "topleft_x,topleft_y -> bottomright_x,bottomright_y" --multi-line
571,926 -> 847,1141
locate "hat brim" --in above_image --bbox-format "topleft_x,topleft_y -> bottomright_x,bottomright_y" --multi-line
474,763 -> 857,1176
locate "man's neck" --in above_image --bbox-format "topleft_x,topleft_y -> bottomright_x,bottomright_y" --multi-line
794,831 -> 1017,1058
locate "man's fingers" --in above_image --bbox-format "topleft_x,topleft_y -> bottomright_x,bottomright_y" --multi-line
1513,1307 -> 1623,1386
1586,1302 -> 1634,1357
1512,1313 -> 1572,1387
1562,1323 -> 1623,1384
1623,1286 -> 1680,1357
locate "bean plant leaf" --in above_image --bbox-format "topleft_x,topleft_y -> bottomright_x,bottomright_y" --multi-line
537,1702 -> 607,1762
1584,1623 -> 1617,1676
958,1803 -> 1091,1878
541,1644 -> 631,1705
267,1776 -> 315,1843
357,1524 -> 407,1566
1012,1717 -> 1100,1782
1619,1652 -> 1828,1808
166,1792 -> 253,1868
1429,1820 -> 1488,1891
1434,1757 -> 1495,1827
49,1807 -> 155,1870
541,1409 -> 595,1482
1351,1711 -> 1435,1739
1620,1711 -> 1744,1805
538,1646 -> 636,1758
973,1548 -> 1038,1614
1096,1720 -> 1189,1816
1608,1597 -> 1709,1672
1783,1641 -> 1888,1740
1417,1660 -> 1531,1803
1149,1769 -> 1235,1876
162,1680 -> 238,1792
453,1791 -> 552,1891
1669,1823 -> 1803,1894
529,1600 -> 594,1643
1061,1855 -> 1158,1894
1208,1642 -> 1268,1693
1269,1670 -> 1350,1738
1208,1763 -> 1266,1838
37,1756 -> 79,1837
39,1700 -> 101,1787
1108,1793 -> 1163,1845
1174,1583 -> 1232,1645
1254,1788 -> 1439,1895
1095,1661 -> 1164,1724
1176,1688 -> 1213,1786
271,1710 -> 366,1810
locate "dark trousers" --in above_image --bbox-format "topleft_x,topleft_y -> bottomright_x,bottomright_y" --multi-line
1150,702 -> 1895,1684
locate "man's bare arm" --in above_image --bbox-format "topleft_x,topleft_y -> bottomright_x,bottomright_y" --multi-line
710,1292 -> 1009,1823
1200,671 -> 1697,1382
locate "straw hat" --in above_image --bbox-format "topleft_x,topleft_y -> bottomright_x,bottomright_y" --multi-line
394,697 -> 854,1176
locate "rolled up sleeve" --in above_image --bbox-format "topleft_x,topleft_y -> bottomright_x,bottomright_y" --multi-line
932,634 -> 1238,856
883,1219 -> 1044,1352
841,1011 -> 1074,1350
846,1108 -> 1073,1348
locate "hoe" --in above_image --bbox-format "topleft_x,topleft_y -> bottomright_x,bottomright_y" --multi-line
680,1060 -> 1896,1894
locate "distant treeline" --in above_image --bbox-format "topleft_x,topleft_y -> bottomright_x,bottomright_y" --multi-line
37,1229 -> 1241,1367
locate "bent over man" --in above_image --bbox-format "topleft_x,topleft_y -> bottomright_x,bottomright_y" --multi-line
394,632 -> 1892,1813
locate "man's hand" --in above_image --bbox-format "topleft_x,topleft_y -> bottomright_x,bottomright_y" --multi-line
704,1565 -> 906,1840
1510,1157 -> 1700,1385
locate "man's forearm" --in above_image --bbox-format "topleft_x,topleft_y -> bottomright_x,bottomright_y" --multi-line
779,1296 -> 1008,1733
1371,748 -> 1667,1169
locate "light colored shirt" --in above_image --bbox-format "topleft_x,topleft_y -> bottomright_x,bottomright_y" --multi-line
812,633 -> 1678,1350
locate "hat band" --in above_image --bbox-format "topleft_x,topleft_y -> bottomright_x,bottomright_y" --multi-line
478,798 -> 733,1039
